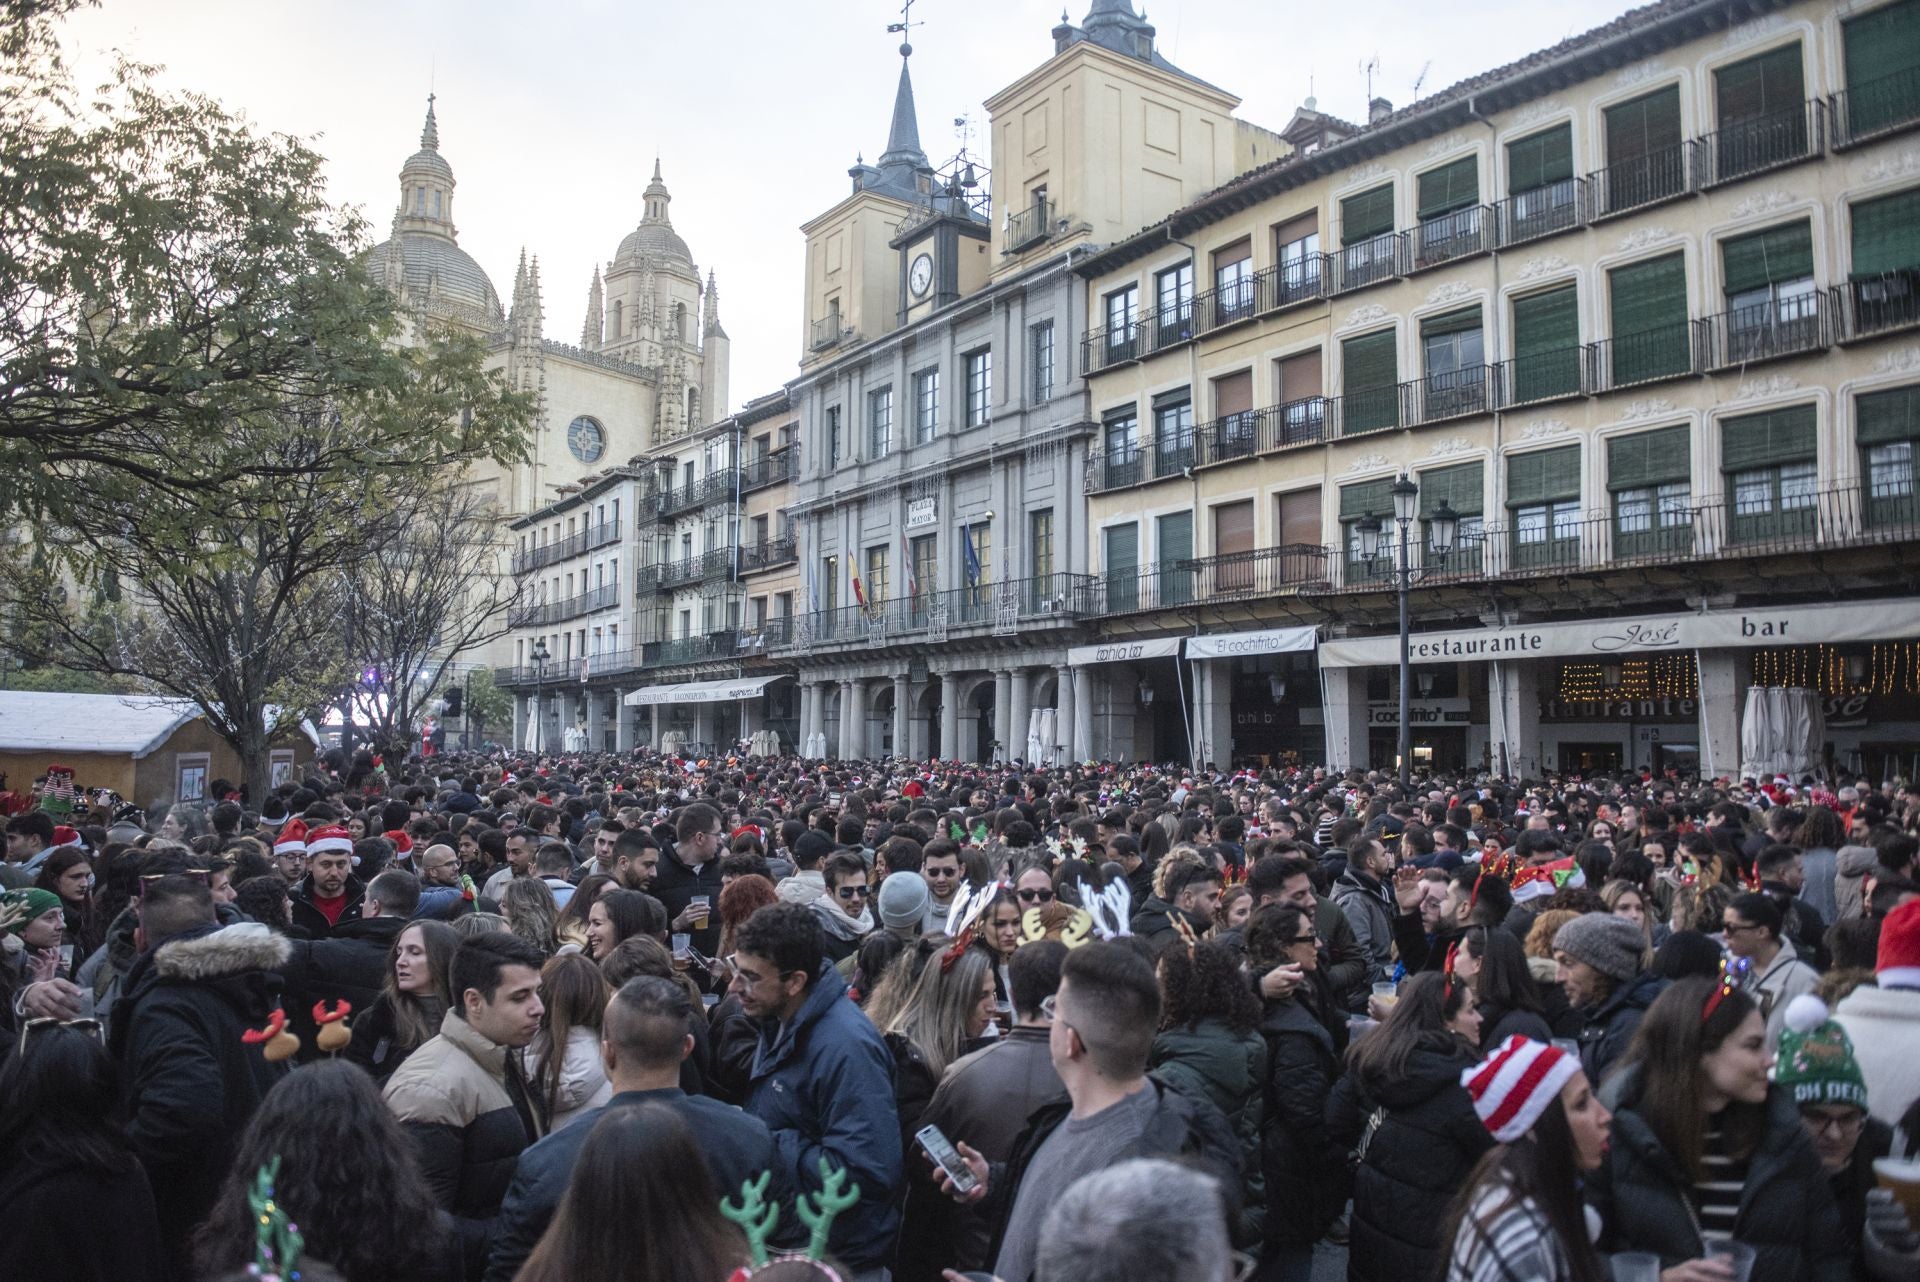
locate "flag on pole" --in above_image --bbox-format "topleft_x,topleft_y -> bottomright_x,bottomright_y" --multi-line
901,529 -> 917,599
850,566 -> 869,611
962,524 -> 981,587
807,561 -> 820,613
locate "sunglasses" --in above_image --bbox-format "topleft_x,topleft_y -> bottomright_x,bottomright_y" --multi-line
1017,887 -> 1055,904
835,884 -> 870,901
18,1016 -> 103,1055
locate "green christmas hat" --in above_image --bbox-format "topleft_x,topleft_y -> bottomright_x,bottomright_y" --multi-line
1773,994 -> 1868,1111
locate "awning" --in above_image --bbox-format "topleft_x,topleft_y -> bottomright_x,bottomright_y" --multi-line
623,675 -> 789,707
1185,625 -> 1318,660
1067,637 -> 1182,667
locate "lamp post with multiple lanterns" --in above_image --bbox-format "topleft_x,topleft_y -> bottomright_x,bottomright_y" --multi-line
1353,474 -> 1460,791
529,638 -> 550,754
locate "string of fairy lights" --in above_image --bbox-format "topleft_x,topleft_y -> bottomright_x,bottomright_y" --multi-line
1558,643 -> 1920,700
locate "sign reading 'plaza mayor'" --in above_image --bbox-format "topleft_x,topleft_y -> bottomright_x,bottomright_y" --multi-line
1317,599 -> 1920,669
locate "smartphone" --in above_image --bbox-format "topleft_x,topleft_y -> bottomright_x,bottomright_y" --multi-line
915,1123 -> 978,1195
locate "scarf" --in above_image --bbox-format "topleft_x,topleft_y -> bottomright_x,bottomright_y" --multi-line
812,894 -> 874,942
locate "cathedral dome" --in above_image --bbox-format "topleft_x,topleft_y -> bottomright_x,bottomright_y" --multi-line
367,230 -> 505,327
616,221 -> 693,267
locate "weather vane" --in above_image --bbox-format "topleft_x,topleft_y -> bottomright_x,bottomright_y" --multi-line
887,0 -> 922,54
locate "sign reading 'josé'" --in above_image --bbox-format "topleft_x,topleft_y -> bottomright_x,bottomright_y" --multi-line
1318,599 -> 1920,669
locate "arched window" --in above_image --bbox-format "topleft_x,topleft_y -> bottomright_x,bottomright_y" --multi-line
431,190 -> 441,217
415,186 -> 425,213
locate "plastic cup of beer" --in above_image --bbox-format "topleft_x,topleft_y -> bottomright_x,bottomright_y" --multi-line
1875,1157 -> 1920,1224
1705,1240 -> 1755,1282
691,895 -> 711,929
1371,981 -> 1399,1009
671,933 -> 691,969
1610,1252 -> 1660,1282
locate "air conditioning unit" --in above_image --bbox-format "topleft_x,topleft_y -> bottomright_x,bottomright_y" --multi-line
1037,596 -> 1062,614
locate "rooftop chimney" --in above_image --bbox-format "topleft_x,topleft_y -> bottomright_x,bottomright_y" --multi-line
1368,96 -> 1394,124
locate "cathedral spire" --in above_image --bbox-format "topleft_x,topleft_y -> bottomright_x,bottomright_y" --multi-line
420,94 -> 440,151
702,269 -> 726,340
877,42 -> 926,172
641,158 -> 672,225
582,264 -> 604,349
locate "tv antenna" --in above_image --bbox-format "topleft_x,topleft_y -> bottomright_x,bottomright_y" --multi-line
1362,54 -> 1380,103
1412,60 -> 1432,101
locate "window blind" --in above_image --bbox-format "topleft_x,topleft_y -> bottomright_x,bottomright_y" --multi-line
1420,306 -> 1483,338
1605,86 -> 1682,166
1341,185 -> 1396,244
1513,286 -> 1580,357
1507,445 -> 1581,505
1850,188 -> 1920,279
1508,125 -> 1574,193
1721,404 -> 1817,470
1342,330 -> 1398,392
1716,44 -> 1805,126
1721,220 -> 1813,295
1213,500 -> 1256,557
1417,157 -> 1479,219
1609,252 -> 1688,339
1607,425 -> 1691,489
1855,385 -> 1920,446
1844,0 -> 1920,132
1417,462 -> 1485,516
1340,478 -> 1394,520
1104,523 -> 1139,572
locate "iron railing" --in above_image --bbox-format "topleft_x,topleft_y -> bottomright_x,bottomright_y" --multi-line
1081,320 -> 1143,373
657,556 -> 704,589
1587,322 -> 1701,393
1698,294 -> 1830,370
1831,272 -> 1920,342
1334,232 -> 1408,292
1264,255 -> 1332,311
1587,143 -> 1691,219
657,484 -> 704,519
1496,349 -> 1588,407
1411,206 -> 1495,271
777,573 -> 1096,648
1409,365 -> 1496,424
507,582 -> 620,628
513,520 -> 621,575
810,314 -> 848,352
1006,197 -> 1054,252
643,633 -> 739,668
1149,304 -> 1197,352
740,535 -> 798,573
1497,178 -> 1587,247
1830,68 -> 1920,147
1191,274 -> 1260,334
1694,100 -> 1823,188
1094,545 -> 1334,614
741,448 -> 796,491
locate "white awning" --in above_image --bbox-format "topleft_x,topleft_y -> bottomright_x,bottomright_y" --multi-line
623,675 -> 789,707
1067,637 -> 1183,667
1185,625 -> 1318,660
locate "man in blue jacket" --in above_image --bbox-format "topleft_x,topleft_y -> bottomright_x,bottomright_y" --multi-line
734,901 -> 902,1281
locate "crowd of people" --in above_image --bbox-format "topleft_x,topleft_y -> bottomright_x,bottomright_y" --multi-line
2,749 -> 1919,1282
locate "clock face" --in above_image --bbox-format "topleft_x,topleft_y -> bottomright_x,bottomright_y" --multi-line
909,252 -> 934,298
567,415 -> 606,464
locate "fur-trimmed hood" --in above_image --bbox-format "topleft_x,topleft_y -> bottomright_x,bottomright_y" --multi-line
153,922 -> 292,982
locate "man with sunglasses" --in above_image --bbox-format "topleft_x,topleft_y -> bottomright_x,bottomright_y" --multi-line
1129,861 -> 1222,953
735,902 -> 900,1282
811,851 -> 875,965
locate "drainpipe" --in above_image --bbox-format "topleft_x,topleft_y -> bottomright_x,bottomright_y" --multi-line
1470,95 -> 1510,775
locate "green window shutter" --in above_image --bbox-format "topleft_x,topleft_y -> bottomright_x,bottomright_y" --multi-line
1850,188 -> 1920,279
1104,523 -> 1139,573
1417,156 -> 1479,218
1607,425 -> 1692,489
1609,253 -> 1688,339
1721,404 -> 1817,470
1721,220 -> 1813,295
1507,445 -> 1581,505
1508,125 -> 1573,193
1716,44 -> 1806,126
1513,287 -> 1580,357
1417,462 -> 1484,517
1340,478 -> 1394,521
1341,185 -> 1396,244
1844,0 -> 1920,133
1342,330 -> 1398,392
1605,86 -> 1682,166
1420,306 -> 1483,339
1157,511 -> 1193,562
1857,385 -> 1920,445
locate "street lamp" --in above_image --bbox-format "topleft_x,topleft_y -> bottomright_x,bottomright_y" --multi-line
530,638 -> 550,754
1355,475 -> 1461,791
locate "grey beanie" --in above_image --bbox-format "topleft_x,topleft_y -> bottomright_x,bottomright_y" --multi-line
877,872 -> 930,932
1552,912 -> 1647,982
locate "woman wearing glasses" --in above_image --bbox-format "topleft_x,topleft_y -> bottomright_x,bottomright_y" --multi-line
1246,901 -> 1350,1282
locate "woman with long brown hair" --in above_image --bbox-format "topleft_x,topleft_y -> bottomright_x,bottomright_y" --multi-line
1587,976 -> 1849,1282
345,918 -> 459,1087
522,952 -> 612,1130
515,1103 -> 746,1282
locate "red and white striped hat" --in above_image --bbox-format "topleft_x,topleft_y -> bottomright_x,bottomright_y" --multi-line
273,818 -> 309,857
1460,1036 -> 1583,1143
305,824 -> 354,857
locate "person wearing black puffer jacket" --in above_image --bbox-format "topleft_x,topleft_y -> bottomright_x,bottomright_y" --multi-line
1588,978 -> 1850,1282
1247,902 -> 1350,1282
1327,972 -> 1493,1282
282,869 -> 419,1061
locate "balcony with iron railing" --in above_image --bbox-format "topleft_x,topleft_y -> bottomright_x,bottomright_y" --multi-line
1586,321 -> 1701,394
740,534 -> 798,573
513,519 -> 619,576
1497,178 -> 1587,248
1081,320 -> 1143,374
810,313 -> 850,352
655,556 -> 703,590
1149,304 -> 1197,353
1587,143 -> 1692,220
1495,348 -> 1588,408
1698,293 -> 1830,371
1693,100 -> 1824,188
740,448 -> 796,492
506,581 -> 620,628
1831,271 -> 1920,343
1093,545 -> 1333,616
642,632 -> 739,668
1190,275 -> 1260,336
1264,255 -> 1332,312
775,573 -> 1096,649
1333,232 -> 1408,293
1831,68 -> 1920,148
1006,196 -> 1054,253
1410,205 -> 1495,272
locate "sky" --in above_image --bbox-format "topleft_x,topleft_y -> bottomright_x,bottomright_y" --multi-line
62,0 -> 1639,408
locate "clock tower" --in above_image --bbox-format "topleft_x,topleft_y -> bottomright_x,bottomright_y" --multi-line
892,174 -> 991,324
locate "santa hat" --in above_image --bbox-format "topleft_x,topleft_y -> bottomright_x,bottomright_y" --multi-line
1509,856 -> 1586,904
383,829 -> 414,858
273,818 -> 309,857
305,825 -> 353,857
1877,898 -> 1920,988
51,825 -> 81,849
1461,1036 -> 1582,1143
